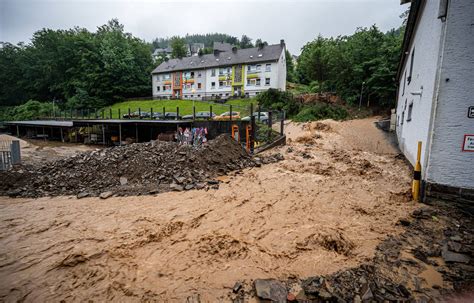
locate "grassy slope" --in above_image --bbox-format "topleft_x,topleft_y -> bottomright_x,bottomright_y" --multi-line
103,99 -> 256,118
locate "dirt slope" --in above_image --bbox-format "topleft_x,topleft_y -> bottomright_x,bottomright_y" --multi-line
0,118 -> 417,301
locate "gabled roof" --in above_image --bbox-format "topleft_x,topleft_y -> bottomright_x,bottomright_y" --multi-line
152,43 -> 284,74
397,0 -> 424,81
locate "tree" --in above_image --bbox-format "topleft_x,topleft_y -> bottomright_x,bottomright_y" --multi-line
255,38 -> 268,48
285,50 -> 296,82
170,36 -> 188,58
239,35 -> 253,49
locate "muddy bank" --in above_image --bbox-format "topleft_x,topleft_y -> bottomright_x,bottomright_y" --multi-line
0,118 -> 425,301
0,135 -> 281,198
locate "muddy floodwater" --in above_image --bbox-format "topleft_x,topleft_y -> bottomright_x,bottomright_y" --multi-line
0,118 -> 420,301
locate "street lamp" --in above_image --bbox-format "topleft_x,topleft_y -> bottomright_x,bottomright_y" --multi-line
358,81 -> 365,111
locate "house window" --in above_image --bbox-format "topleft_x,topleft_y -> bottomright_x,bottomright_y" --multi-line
211,82 -> 216,89
198,94 -> 201,97
256,64 -> 261,71
157,86 -> 160,92
407,102 -> 413,122
402,71 -> 406,96
265,64 -> 271,72
256,78 -> 261,86
247,65 -> 261,73
265,78 -> 270,85
225,93 -> 229,96
408,48 -> 415,84
198,83 -> 202,89
211,69 -> 216,77
197,72 -> 202,78
219,67 -> 230,75
219,81 -> 224,87
156,75 -> 161,81
163,74 -> 171,80
191,71 -> 195,78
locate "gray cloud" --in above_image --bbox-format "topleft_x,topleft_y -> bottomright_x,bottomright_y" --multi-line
0,0 -> 406,54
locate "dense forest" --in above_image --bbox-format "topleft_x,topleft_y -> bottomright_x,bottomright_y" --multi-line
152,33 -> 259,50
0,19 -> 153,108
295,26 -> 404,107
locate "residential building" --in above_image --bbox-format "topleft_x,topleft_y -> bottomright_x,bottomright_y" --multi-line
395,0 -> 474,203
151,40 -> 287,99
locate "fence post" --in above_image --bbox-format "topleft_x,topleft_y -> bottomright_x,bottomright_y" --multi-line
193,106 -> 196,121
230,105 -> 233,123
209,105 -> 212,121
128,108 -> 131,119
118,108 -> 121,119
102,110 -> 105,119
176,107 -> 179,120
163,106 -> 166,118
138,107 -> 141,119
109,108 -> 112,119
151,107 -> 153,119
280,110 -> 285,136
268,111 -> 272,142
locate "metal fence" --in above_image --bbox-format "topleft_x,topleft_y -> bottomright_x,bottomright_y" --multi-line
0,139 -> 21,171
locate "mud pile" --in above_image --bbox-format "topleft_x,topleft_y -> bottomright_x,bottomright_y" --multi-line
0,135 -> 282,198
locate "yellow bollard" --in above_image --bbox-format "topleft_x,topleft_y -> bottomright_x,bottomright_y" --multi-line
412,141 -> 422,201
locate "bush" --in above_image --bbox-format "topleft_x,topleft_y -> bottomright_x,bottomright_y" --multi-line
256,88 -> 300,116
10,100 -> 54,120
293,104 -> 348,122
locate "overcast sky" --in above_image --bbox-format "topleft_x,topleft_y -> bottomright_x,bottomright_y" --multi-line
0,0 -> 406,54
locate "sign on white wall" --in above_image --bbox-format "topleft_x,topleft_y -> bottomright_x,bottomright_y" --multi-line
462,134 -> 474,152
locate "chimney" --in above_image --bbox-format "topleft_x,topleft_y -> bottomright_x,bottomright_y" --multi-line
280,39 -> 285,47
213,49 -> 220,56
232,46 -> 237,53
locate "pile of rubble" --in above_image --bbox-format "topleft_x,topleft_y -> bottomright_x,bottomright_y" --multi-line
230,205 -> 474,302
0,135 -> 283,198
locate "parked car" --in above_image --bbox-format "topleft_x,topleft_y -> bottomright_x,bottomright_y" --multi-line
241,112 -> 269,123
122,111 -> 150,119
213,111 -> 241,121
163,112 -> 182,120
182,111 -> 217,120
152,112 -> 164,119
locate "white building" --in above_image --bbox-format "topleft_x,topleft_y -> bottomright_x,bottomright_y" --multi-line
151,41 -> 287,99
395,0 -> 474,203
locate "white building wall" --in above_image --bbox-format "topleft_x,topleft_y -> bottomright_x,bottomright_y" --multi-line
425,0 -> 474,189
396,0 -> 443,174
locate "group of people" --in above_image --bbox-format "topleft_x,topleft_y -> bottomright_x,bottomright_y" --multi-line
176,127 -> 208,146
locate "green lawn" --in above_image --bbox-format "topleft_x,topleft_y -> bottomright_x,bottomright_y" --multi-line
102,98 -> 257,118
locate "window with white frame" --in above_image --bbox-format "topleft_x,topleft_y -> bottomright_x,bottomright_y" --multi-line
197,71 -> 202,78
219,67 -> 231,75
265,64 -> 271,72
157,86 -> 160,92
156,75 -> 161,81
219,80 -> 231,87
211,82 -> 216,89
211,69 -> 216,77
163,74 -> 171,80
197,83 -> 202,89
247,78 -> 261,86
247,65 -> 261,72
256,78 -> 261,86
265,78 -> 270,85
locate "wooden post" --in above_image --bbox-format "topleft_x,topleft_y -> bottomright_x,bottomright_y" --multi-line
138,107 -> 141,119
230,105 -> 233,123
135,123 -> 138,143
151,107 -> 153,119
119,124 -> 122,146
128,108 -> 131,119
176,107 -> 179,120
280,110 -> 285,136
268,111 -> 272,141
60,127 -> 64,142
193,106 -> 196,121
102,124 -> 105,145
209,105 -> 212,121
118,108 -> 121,120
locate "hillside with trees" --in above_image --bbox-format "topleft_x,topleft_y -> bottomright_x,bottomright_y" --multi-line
293,25 -> 404,108
0,19 -> 153,108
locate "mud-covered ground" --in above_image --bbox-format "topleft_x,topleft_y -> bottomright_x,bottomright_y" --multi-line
0,118 -> 471,301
